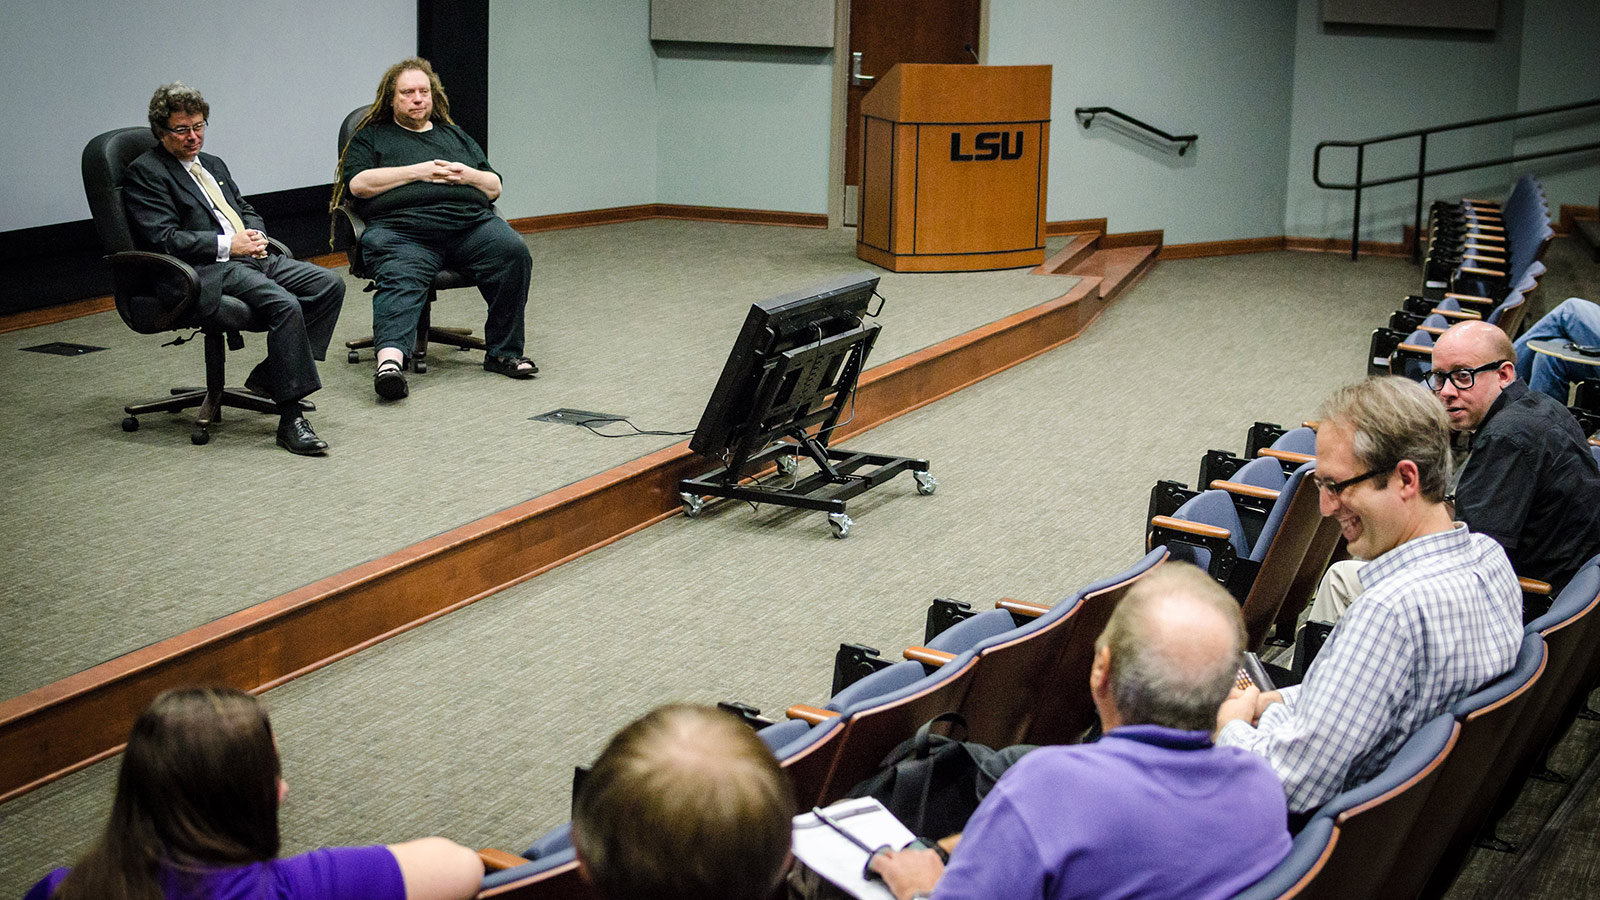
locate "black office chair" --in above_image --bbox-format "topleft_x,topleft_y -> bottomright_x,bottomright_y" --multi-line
81,127 -> 292,445
333,105 -> 488,373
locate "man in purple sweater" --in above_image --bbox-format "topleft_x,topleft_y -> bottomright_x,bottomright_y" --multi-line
870,564 -> 1292,900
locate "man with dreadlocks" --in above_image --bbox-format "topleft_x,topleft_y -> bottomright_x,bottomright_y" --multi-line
337,58 -> 535,401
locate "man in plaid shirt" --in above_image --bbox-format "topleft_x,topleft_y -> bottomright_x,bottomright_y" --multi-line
1215,377 -> 1522,815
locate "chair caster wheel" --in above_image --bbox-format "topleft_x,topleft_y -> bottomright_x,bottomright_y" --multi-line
191,428 -> 210,445
680,492 -> 705,518
347,350 -> 360,364
913,471 -> 938,495
122,416 -> 139,433
776,454 -> 798,477
415,360 -> 428,374
828,512 -> 853,539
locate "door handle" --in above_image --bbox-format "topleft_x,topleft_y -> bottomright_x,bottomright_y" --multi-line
851,51 -> 875,87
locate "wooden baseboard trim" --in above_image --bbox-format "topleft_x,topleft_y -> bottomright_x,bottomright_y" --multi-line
506,205 -> 658,233
0,268 -> 1132,804
1557,204 -> 1599,236
650,204 -> 828,229
1284,235 -> 1412,258
1044,218 -> 1108,237
1099,230 -> 1164,250
0,296 -> 116,335
1159,236 -> 1285,260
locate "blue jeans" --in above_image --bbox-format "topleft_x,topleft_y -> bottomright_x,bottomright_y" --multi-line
1513,298 -> 1600,402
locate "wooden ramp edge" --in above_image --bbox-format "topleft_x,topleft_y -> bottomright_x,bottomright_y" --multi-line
0,258 -> 1145,804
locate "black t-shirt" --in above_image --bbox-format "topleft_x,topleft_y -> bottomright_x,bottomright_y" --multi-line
341,118 -> 497,233
1456,379 -> 1600,589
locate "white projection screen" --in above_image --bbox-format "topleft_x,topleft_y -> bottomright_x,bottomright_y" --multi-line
1,0 -> 417,232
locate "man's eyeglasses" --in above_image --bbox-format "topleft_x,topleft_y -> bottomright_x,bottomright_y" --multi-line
1422,359 -> 1509,392
1312,466 -> 1390,498
164,121 -> 208,137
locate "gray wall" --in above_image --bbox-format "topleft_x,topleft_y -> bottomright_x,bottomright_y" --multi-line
989,0 -> 1297,244
488,0 -> 660,217
1283,0 -> 1526,242
1514,0 -> 1600,213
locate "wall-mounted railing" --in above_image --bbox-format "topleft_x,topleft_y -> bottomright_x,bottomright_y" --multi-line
1074,106 -> 1197,155
1313,98 -> 1600,260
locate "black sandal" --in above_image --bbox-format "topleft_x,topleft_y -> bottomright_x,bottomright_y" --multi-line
374,358 -> 409,400
484,354 -> 538,379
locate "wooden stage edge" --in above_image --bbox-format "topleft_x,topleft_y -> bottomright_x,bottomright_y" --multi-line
0,261 -> 1124,804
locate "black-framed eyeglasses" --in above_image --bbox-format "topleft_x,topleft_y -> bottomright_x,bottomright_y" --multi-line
164,121 -> 208,137
1422,359 -> 1509,392
1312,466 -> 1390,498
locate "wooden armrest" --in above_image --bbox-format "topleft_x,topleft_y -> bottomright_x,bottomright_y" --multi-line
1210,479 -> 1281,500
1518,577 -> 1552,596
1150,515 -> 1232,541
938,833 -> 963,854
480,849 -> 530,872
1462,243 -> 1505,255
904,646 -> 956,667
787,704 -> 840,725
1418,325 -> 1446,337
1463,198 -> 1498,207
997,598 -> 1050,618
1396,342 -> 1435,356
1435,308 -> 1482,321
1590,437 -> 1599,448
1258,448 -> 1315,464
1463,253 -> 1504,264
1300,420 -> 1320,430
1465,232 -> 1505,242
1459,265 -> 1505,278
1443,293 -> 1495,306
1468,223 -> 1505,233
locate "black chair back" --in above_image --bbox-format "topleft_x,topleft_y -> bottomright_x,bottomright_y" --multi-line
332,106 -> 373,261
81,127 -> 158,255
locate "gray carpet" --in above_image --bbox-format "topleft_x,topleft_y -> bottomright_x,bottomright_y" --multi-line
0,220 -> 1074,699
1,234 -> 1596,900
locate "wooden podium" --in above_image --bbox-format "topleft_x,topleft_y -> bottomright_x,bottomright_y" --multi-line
856,64 -> 1051,273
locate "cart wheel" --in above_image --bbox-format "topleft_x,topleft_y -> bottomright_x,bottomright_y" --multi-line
913,471 -> 938,495
680,492 -> 705,519
122,416 -> 139,433
828,512 -> 853,539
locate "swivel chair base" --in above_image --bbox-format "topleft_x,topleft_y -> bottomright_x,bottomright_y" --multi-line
119,330 -> 312,445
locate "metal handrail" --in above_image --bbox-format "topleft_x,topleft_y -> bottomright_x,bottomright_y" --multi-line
1312,97 -> 1600,260
1075,106 -> 1197,155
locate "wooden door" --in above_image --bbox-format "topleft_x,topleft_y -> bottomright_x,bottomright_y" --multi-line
845,0 -> 982,189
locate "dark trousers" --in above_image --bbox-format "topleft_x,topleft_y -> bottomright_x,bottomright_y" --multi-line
216,254 -> 345,404
361,217 -> 532,359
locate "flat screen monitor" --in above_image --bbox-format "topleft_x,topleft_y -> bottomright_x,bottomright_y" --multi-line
689,272 -> 882,467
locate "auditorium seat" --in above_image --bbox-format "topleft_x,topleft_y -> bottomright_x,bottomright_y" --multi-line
1230,715 -> 1458,900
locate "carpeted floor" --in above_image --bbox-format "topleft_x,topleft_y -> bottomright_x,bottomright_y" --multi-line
0,231 -> 1596,900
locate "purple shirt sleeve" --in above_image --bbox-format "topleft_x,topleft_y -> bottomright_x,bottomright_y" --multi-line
270,846 -> 405,900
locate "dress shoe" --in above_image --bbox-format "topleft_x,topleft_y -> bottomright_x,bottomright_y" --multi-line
276,416 -> 329,456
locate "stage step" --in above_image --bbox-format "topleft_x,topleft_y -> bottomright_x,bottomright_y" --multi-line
1039,229 -> 1162,302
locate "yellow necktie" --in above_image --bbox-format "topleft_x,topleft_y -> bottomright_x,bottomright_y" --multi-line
189,162 -> 247,235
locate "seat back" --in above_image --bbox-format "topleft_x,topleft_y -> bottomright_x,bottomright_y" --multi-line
81,127 -> 157,255
479,859 -> 590,900
1167,489 -> 1250,566
1290,714 -> 1458,900
1228,817 -> 1336,900
1240,462 -> 1323,649
1404,633 -> 1547,900
955,548 -> 1167,747
332,106 -> 372,261
811,651 -> 984,805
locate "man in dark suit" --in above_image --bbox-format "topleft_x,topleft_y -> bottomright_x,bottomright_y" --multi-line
123,83 -> 344,455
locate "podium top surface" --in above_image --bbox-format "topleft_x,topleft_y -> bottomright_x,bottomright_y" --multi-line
861,64 -> 1052,124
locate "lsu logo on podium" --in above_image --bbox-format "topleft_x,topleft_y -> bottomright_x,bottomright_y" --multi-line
950,130 -> 1025,161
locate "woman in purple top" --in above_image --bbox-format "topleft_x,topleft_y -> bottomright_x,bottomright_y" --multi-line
24,687 -> 482,900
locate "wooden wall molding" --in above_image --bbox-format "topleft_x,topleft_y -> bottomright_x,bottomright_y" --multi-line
0,265 -> 1133,804
1160,237 -> 1286,260
1557,203 -> 1599,236
0,296 -> 115,335
1284,235 -> 1411,258
1044,218 -> 1108,236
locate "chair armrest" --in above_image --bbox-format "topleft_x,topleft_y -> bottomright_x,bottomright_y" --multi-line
479,849 -> 529,872
266,236 -> 293,259
1459,265 -> 1506,278
787,704 -> 840,725
1443,293 -> 1495,307
1434,308 -> 1483,321
1419,325 -> 1446,337
106,250 -> 202,332
1465,232 -> 1505,242
1518,577 -> 1552,596
1396,342 -> 1435,356
1209,480 -> 1281,501
332,202 -> 368,275
1258,448 -> 1315,465
997,598 -> 1049,618
1467,223 -> 1505,233
1300,420 -> 1320,430
1149,515 -> 1232,541
1462,253 -> 1504,265
903,646 -> 956,667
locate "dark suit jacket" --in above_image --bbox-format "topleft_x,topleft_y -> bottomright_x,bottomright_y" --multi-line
122,146 -> 267,320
